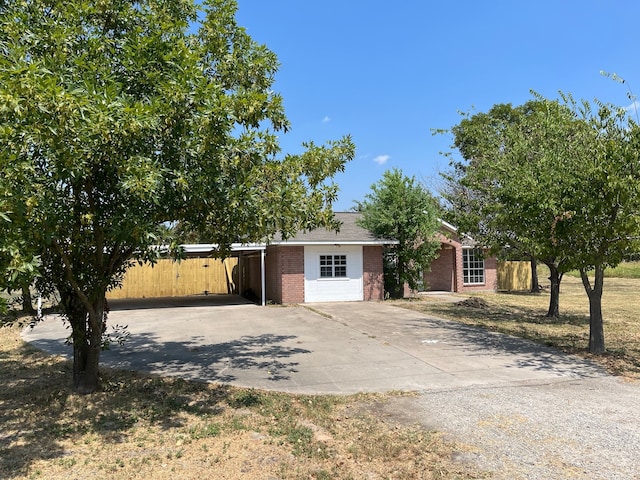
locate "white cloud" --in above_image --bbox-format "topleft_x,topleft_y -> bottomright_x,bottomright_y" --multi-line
322,115 -> 331,123
625,100 -> 640,116
373,154 -> 390,165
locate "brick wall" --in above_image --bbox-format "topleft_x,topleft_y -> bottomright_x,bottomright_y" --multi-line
397,230 -> 499,297
265,246 -> 305,304
425,246 -> 456,291
363,246 -> 384,301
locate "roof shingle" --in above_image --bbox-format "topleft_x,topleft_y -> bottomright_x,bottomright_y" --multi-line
270,212 -> 395,245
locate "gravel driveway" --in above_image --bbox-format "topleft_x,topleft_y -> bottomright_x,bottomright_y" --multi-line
374,377 -> 639,479
314,302 -> 640,480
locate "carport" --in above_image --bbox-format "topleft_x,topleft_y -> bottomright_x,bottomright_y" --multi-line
182,243 -> 268,306
107,243 -> 268,306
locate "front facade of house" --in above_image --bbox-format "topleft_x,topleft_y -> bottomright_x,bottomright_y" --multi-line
260,215 -> 497,303
262,243 -> 385,303
421,221 -> 497,294
108,214 -> 496,304
241,212 -> 391,304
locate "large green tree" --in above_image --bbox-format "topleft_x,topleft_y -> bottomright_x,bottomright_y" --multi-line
442,101 -> 584,318
443,94 -> 640,354
0,0 -> 354,392
357,169 -> 441,298
550,99 -> 640,353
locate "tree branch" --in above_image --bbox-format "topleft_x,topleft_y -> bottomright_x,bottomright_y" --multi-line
51,238 -> 95,318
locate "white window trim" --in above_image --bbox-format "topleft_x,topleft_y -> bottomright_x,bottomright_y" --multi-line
462,247 -> 485,285
319,253 -> 348,280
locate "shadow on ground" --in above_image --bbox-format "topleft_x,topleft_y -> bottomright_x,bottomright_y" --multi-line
0,336 -> 239,479
27,330 -> 311,385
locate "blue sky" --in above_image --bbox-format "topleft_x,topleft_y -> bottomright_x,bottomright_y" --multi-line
234,1 -> 640,211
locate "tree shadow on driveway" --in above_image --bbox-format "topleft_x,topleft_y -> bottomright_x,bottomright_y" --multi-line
28,332 -> 311,385
393,314 -> 606,379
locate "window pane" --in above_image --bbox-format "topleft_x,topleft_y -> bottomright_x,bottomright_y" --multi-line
463,249 -> 485,284
319,254 -> 347,278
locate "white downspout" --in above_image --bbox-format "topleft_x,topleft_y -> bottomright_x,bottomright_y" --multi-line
261,249 -> 266,306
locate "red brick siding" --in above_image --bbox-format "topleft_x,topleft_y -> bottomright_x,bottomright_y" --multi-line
400,229 -> 499,297
281,246 -> 304,303
363,246 -> 384,301
425,246 -> 456,291
271,246 -> 304,304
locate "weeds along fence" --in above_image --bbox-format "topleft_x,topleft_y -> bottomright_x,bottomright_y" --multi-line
107,257 -> 238,299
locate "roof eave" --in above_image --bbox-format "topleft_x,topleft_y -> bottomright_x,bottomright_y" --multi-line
269,240 -> 398,246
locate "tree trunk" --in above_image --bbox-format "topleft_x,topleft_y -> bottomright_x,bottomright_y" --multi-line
546,262 -> 562,317
21,283 -> 35,314
581,266 -> 605,355
60,288 -> 105,394
530,257 -> 540,293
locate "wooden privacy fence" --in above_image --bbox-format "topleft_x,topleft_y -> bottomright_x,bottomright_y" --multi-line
497,261 -> 532,291
107,257 -> 238,299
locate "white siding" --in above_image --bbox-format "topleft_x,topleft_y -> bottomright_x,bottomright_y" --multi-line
304,245 -> 363,302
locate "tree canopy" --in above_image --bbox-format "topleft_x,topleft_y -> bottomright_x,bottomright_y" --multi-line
0,0 -> 354,392
442,93 -> 640,353
442,100 -> 587,317
357,168 -> 441,298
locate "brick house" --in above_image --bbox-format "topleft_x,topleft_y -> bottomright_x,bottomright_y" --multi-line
421,220 -> 497,294
243,214 -> 497,304
109,214 -> 495,304
241,214 -> 497,304
240,212 -> 396,304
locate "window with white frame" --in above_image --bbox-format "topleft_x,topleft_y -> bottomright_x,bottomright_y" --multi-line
319,254 -> 347,278
463,248 -> 485,284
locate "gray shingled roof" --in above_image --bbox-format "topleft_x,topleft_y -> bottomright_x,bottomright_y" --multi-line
270,212 -> 396,245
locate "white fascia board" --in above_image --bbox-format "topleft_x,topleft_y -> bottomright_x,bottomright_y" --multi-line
438,218 -> 458,233
181,243 -> 267,254
269,240 -> 398,246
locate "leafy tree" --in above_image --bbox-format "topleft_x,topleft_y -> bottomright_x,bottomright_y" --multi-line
0,0 -> 354,392
0,196 -> 40,314
357,169 -> 441,298
443,94 -> 640,354
442,100 -> 587,317
551,98 -> 640,353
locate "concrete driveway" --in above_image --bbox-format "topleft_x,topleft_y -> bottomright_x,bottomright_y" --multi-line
21,296 -> 606,394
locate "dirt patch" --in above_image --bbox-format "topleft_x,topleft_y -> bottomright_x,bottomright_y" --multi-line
457,297 -> 489,309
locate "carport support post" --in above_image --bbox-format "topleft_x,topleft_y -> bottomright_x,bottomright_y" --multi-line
261,249 -> 266,306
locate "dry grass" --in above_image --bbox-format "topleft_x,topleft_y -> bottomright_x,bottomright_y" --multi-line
0,325 -> 485,480
394,274 -> 640,380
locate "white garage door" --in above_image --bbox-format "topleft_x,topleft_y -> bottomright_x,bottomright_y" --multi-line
304,245 -> 363,302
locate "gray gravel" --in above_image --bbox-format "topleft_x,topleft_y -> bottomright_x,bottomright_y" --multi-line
377,377 -> 640,479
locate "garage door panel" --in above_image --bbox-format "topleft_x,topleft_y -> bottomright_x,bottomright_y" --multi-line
304,245 -> 363,302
